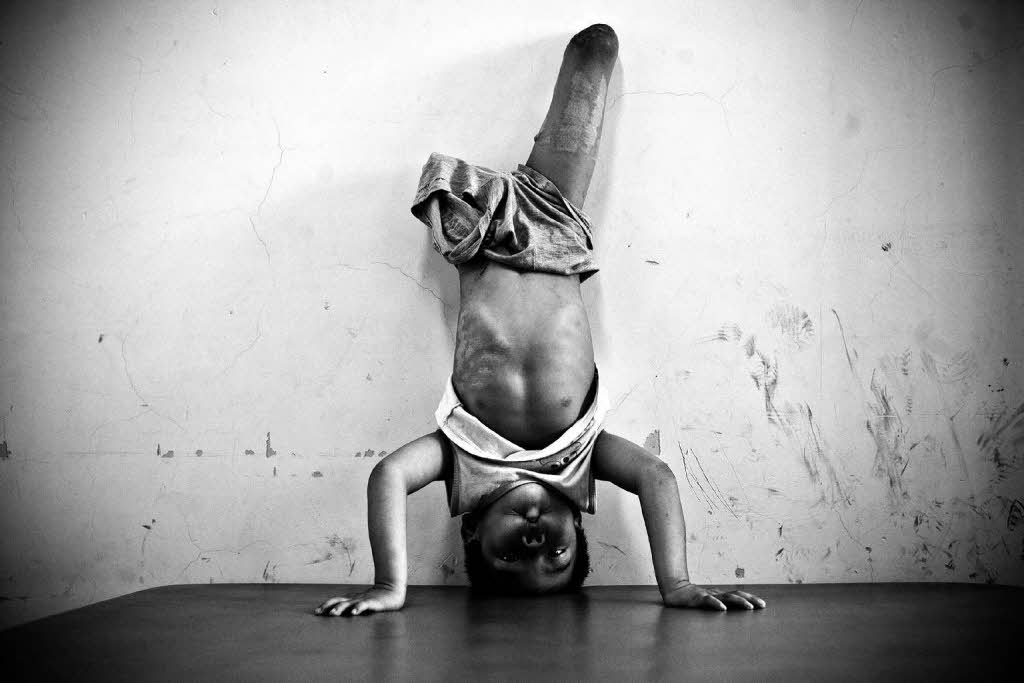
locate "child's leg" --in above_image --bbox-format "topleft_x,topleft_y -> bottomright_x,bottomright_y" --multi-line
526,23 -> 618,209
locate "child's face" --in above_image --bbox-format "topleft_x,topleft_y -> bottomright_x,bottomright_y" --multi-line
471,482 -> 580,594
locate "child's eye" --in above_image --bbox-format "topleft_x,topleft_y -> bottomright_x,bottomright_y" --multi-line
500,553 -> 519,562
551,548 -> 567,557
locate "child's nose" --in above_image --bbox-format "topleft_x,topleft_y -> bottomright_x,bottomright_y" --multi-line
522,527 -> 546,547
523,505 -> 541,523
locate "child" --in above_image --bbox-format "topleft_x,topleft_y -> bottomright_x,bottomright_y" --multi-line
315,24 -> 766,615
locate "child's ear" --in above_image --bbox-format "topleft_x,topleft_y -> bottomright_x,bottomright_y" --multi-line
573,509 -> 583,530
461,513 -> 479,543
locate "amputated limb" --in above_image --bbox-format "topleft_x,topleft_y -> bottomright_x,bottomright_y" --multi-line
526,23 -> 619,208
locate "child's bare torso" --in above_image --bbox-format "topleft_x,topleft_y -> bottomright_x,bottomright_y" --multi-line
452,258 -> 595,449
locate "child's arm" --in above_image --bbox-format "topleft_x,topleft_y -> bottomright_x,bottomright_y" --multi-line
592,432 -> 766,610
314,431 -> 450,616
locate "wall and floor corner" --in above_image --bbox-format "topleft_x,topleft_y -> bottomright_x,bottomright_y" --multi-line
0,0 -> 1021,629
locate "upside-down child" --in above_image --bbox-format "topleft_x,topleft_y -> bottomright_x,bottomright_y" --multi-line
315,23 -> 767,615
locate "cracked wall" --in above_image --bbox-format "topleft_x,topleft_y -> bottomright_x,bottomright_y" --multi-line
1,0 -> 1022,628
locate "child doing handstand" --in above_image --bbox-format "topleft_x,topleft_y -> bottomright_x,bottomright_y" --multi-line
315,24 -> 767,615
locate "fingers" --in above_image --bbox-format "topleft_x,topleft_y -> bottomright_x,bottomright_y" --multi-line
313,596 -> 349,615
701,593 -> 727,611
314,596 -> 381,617
718,592 -> 755,610
733,590 -> 767,609
348,600 -> 379,616
330,601 -> 354,616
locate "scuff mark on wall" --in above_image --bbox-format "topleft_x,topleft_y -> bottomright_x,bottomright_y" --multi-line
766,303 -> 815,349
306,552 -> 333,566
140,519 -> 156,560
677,443 -> 737,517
311,471 -> 323,478
1007,500 -> 1023,531
702,323 -> 743,343
712,318 -> 846,505
597,541 -> 627,556
831,309 -> 858,373
832,310 -> 913,506
325,535 -> 357,575
916,322 -> 975,480
798,404 -> 847,505
265,432 -> 276,458
0,413 -> 9,459
438,553 -> 458,581
866,371 -> 908,506
978,402 -> 1024,483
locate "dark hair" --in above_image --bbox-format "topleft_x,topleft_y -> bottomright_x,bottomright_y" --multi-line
463,522 -> 591,595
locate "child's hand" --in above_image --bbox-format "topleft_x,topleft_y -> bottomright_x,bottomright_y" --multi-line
313,586 -> 405,616
662,582 -> 767,611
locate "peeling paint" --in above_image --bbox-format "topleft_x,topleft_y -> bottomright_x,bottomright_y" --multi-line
643,429 -> 661,455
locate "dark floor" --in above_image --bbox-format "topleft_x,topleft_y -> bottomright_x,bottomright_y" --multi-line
2,583 -> 1020,681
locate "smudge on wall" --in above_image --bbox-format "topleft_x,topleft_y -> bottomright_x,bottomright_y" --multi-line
710,312 -> 845,505
866,372 -> 908,506
978,402 -> 1024,484
766,303 -> 815,349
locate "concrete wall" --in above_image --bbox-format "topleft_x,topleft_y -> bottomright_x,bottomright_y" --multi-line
1,0 -> 1021,627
